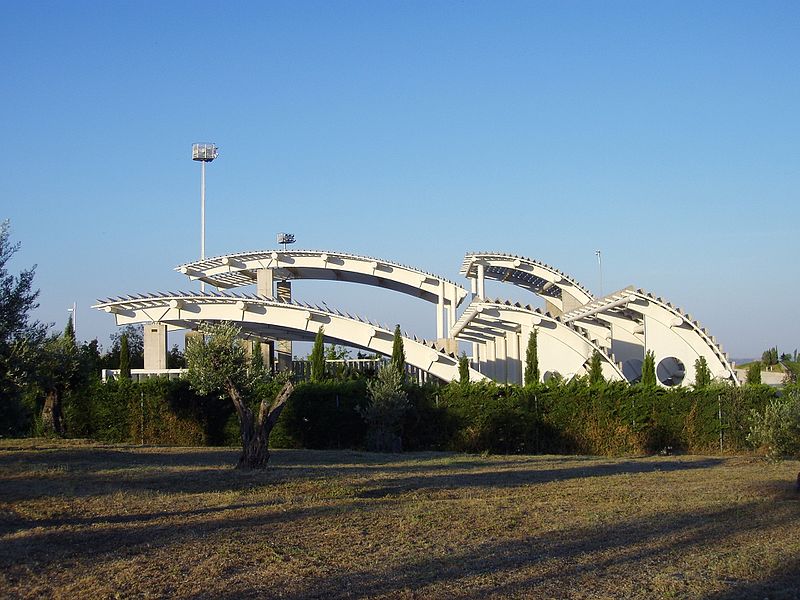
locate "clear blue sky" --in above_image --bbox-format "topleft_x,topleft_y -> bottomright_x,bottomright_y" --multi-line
2,1 -> 798,359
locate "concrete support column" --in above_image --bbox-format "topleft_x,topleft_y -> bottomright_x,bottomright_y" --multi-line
143,323 -> 168,370
276,280 -> 292,371
485,339 -> 496,381
447,288 -> 457,332
436,294 -> 445,340
476,263 -> 485,299
496,335 -> 508,383
472,342 -> 480,371
508,331 -> 521,384
256,268 -> 274,298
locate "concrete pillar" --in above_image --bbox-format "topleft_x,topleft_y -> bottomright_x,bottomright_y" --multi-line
495,335 -> 508,384
476,263 -> 485,299
508,331 -> 521,384
485,339 -> 496,381
447,287 -> 457,332
276,280 -> 292,371
143,323 -> 168,370
256,268 -> 274,298
436,294 -> 445,340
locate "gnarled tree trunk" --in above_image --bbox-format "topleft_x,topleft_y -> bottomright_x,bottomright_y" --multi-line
227,379 -> 294,469
41,389 -> 64,437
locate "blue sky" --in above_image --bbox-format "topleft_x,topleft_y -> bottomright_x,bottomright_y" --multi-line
1,1 -> 798,359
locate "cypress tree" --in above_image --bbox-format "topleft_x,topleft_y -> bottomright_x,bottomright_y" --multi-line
63,316 -> 76,345
458,352 -> 470,384
588,351 -> 604,385
746,361 -> 762,385
250,340 -> 266,378
641,350 -> 656,387
524,329 -> 540,385
310,326 -> 325,382
119,333 -> 131,379
694,356 -> 711,388
391,324 -> 406,378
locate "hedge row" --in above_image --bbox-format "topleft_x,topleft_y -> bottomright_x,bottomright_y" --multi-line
52,378 -> 781,455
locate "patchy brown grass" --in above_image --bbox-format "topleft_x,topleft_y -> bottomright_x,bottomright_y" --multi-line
0,439 -> 798,599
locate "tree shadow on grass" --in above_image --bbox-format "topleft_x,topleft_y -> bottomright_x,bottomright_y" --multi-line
212,497 -> 800,600
354,457 -> 725,498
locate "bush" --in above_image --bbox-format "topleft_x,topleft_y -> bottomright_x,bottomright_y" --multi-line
747,390 -> 800,460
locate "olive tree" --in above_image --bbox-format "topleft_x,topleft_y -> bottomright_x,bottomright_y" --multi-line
186,322 -> 293,468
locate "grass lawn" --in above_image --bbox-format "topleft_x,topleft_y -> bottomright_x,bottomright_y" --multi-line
1,440 -> 799,599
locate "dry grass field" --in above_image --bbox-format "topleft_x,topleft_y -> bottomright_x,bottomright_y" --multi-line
1,439 -> 799,599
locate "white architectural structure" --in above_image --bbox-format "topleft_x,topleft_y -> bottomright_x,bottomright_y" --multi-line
455,252 -> 738,387
95,248 -> 737,387
95,292 -> 486,383
177,249 -> 468,345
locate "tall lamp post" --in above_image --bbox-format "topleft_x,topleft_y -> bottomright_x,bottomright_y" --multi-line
192,143 -> 219,292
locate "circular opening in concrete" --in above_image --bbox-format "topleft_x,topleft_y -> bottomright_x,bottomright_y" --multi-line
657,356 -> 685,386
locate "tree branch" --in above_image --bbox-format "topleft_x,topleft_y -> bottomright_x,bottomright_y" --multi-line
259,380 -> 294,430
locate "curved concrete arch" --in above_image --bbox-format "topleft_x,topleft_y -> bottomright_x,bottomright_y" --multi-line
452,298 -> 626,384
93,293 -> 487,383
460,252 -> 594,316
178,249 -> 469,341
562,287 -> 738,386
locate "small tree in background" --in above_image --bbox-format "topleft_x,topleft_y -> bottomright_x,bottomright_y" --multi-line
458,352 -> 470,384
762,347 -> 779,368
588,351 -> 604,385
64,315 -> 75,344
248,341 -> 266,379
38,327 -> 78,436
309,326 -> 326,382
361,364 -> 409,453
694,356 -> 712,388
119,333 -> 131,379
391,324 -> 405,379
746,361 -> 762,385
186,322 -> 294,469
524,329 -> 540,385
641,351 -> 657,387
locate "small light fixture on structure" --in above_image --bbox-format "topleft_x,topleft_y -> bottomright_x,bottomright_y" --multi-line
277,232 -> 296,251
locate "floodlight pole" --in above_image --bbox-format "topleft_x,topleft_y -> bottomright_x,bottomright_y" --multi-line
192,143 -> 218,293
201,159 -> 206,263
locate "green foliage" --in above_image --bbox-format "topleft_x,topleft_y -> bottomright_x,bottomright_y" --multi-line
747,392 -> 800,460
694,356 -> 712,388
588,351 -> 604,385
168,344 -> 186,369
185,322 -> 247,397
761,346 -> 779,367
119,333 -> 131,379
274,379 -> 367,449
641,351 -> 657,387
458,352 -> 470,384
63,316 -> 75,344
746,362 -> 762,385
361,365 -> 409,452
391,324 -> 405,378
524,329 -> 540,385
309,326 -> 326,382
0,220 -> 48,436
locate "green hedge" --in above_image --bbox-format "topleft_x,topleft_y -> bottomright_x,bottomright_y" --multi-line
46,377 -> 780,455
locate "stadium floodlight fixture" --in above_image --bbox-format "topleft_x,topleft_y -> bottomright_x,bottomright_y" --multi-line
277,233 -> 296,251
192,143 -> 218,291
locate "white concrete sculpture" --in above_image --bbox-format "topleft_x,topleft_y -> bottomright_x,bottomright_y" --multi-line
95,248 -> 737,387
